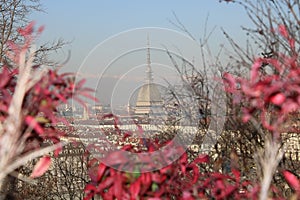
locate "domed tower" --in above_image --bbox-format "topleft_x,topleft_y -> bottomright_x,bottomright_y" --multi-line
134,36 -> 163,118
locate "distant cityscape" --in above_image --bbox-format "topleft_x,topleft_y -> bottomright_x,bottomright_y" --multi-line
55,36 -> 300,161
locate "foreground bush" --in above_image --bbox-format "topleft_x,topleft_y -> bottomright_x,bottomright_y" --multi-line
83,25 -> 300,200
0,22 -> 93,195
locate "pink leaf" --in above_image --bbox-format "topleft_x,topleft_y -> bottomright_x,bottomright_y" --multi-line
84,184 -> 97,193
76,79 -> 86,89
182,191 -> 192,199
152,173 -> 167,184
98,176 -> 114,191
242,113 -> 251,123
25,116 -> 44,134
97,163 -> 107,182
270,93 -> 285,105
140,173 -> 152,193
114,173 -> 123,199
223,72 -> 236,92
31,156 -> 51,178
37,25 -> 45,34
232,169 -> 240,182
278,24 -> 289,38
53,143 -> 63,157
0,67 -> 11,88
187,163 -> 200,184
130,179 -> 141,198
18,21 -> 35,36
250,59 -> 262,82
289,38 -> 295,50
84,185 -> 97,200
283,170 -> 300,192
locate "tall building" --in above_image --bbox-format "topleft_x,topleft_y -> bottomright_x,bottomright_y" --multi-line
134,37 -> 164,118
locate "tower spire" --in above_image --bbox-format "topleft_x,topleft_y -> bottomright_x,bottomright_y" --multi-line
146,35 -> 153,83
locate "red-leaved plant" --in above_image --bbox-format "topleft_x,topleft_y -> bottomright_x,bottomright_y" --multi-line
223,24 -> 299,136
84,24 -> 300,200
84,130 -> 255,200
0,22 -> 94,186
223,24 -> 300,199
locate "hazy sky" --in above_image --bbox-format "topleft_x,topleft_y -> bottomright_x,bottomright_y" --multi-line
30,1 -> 252,105
31,1 -> 251,69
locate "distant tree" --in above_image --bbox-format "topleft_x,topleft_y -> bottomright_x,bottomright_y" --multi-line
220,0 -> 300,72
0,0 -> 66,67
13,143 -> 90,200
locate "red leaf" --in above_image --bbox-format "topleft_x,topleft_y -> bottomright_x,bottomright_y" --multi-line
84,184 -> 97,200
25,116 -> 44,134
53,91 -> 67,103
193,154 -> 209,164
278,24 -> 289,38
160,165 -> 172,174
232,169 -> 240,182
152,173 -> 166,184
182,191 -> 193,200
97,163 -> 107,182
250,59 -> 262,82
98,176 -> 114,191
130,179 -> 141,198
84,184 -> 97,193
31,156 -> 51,178
186,163 -> 200,184
140,173 -> 152,193
114,173 -> 123,199
289,38 -> 295,50
0,67 -> 11,88
242,113 -> 251,123
283,170 -> 300,192
53,143 -> 63,157
0,103 -> 8,113
192,165 -> 200,184
76,79 -> 86,89
223,72 -> 236,92
270,93 -> 285,105
18,21 -> 35,36
37,25 -> 45,34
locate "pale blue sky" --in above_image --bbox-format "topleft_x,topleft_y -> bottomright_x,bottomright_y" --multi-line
31,1 -> 250,70
30,1 -> 252,105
